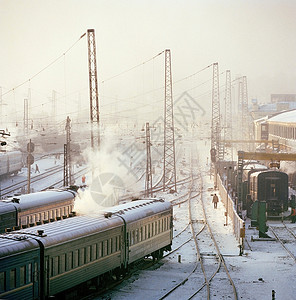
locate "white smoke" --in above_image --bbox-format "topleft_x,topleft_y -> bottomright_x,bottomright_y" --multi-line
74,136 -> 143,213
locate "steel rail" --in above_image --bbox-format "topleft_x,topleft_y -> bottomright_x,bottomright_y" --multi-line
269,225 -> 296,263
196,169 -> 238,300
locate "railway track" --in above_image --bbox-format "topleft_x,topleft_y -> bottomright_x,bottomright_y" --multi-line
1,165 -> 64,196
88,140 -> 239,299
268,223 -> 296,263
158,151 -> 238,300
1,165 -> 89,197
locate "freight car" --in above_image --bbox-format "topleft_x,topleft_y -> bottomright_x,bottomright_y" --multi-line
0,188 -> 77,233
0,198 -> 173,300
0,151 -> 24,177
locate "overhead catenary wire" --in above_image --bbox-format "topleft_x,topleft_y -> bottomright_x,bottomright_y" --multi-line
101,50 -> 165,84
2,33 -> 87,98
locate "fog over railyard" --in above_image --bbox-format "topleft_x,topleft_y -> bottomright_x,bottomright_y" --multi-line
0,0 -> 295,136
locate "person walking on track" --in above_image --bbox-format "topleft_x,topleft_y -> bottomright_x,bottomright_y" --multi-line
212,193 -> 219,209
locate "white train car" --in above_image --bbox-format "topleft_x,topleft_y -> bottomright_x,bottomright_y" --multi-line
0,151 -> 24,177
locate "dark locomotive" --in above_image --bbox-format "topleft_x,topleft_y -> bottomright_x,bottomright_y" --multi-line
0,198 -> 173,300
241,163 -> 289,217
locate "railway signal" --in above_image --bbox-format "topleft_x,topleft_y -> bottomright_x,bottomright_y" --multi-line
27,141 -> 35,153
27,153 -> 34,166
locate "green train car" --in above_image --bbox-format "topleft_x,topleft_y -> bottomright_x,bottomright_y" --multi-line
0,199 -> 173,299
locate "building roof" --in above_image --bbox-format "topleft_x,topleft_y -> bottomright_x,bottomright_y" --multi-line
267,109 -> 296,124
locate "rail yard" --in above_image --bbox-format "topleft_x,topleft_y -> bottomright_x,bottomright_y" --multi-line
1,1 -> 296,300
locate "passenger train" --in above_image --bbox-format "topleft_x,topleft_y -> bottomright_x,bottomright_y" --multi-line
0,188 -> 77,233
0,198 -> 173,300
0,151 -> 24,177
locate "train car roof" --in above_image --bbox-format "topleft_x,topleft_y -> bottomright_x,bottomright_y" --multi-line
0,150 -> 22,156
0,201 -> 16,214
0,199 -> 171,256
2,189 -> 76,210
250,170 -> 288,178
0,234 -> 40,258
0,213 -> 124,251
243,162 -> 268,170
103,199 -> 172,223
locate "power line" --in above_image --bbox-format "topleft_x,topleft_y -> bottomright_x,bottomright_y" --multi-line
101,50 -> 164,83
2,33 -> 86,97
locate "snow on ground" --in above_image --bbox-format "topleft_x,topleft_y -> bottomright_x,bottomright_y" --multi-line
2,129 -> 295,300
96,134 -> 296,300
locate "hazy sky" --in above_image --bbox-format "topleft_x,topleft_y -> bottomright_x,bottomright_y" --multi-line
0,0 -> 296,127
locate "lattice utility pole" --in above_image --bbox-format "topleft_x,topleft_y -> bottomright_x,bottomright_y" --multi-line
63,144 -> 68,186
224,70 -> 232,160
24,98 -> 29,136
211,62 -> 221,163
64,116 -> 72,186
163,49 -> 177,193
145,122 -> 153,197
52,90 -> 57,126
87,29 -> 100,150
241,76 -> 249,145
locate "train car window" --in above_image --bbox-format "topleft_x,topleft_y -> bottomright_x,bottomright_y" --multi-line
110,238 -> 113,253
131,231 -> 134,245
0,272 -> 5,292
104,240 -> 108,256
67,252 -> 73,270
155,221 -> 158,235
10,268 -> 16,289
20,266 -> 26,286
115,236 -> 118,251
148,224 -> 151,239
73,250 -> 79,268
28,263 -> 32,283
60,254 -> 66,273
91,244 -> 97,261
86,246 -> 91,263
79,248 -> 85,266
98,242 -> 103,258
139,227 -> 142,242
135,229 -> 139,244
34,262 -> 38,281
53,257 -> 59,276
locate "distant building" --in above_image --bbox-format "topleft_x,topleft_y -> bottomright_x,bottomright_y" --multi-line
254,109 -> 296,150
271,94 -> 296,103
250,97 -> 296,120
